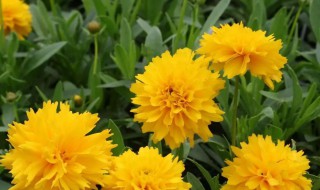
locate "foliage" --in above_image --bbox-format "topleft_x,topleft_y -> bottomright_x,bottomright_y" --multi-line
0,0 -> 320,189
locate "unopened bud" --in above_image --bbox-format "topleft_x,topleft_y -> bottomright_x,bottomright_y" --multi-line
6,92 -> 17,102
73,95 -> 83,107
87,21 -> 101,34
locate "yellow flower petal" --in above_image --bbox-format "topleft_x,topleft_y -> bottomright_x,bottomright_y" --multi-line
198,23 -> 287,89
130,48 -> 225,149
0,101 -> 116,189
221,134 -> 311,190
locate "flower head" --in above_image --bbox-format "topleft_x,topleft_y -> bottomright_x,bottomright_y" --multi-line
130,48 -> 225,149
221,134 -> 311,190
1,0 -> 32,39
104,147 -> 191,190
1,101 -> 116,190
197,23 -> 287,90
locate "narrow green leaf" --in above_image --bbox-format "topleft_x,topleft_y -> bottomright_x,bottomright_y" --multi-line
120,18 -> 132,52
120,0 -> 134,18
188,158 -> 217,190
23,42 -> 67,75
0,179 -> 12,189
107,119 -> 125,156
144,26 -> 166,57
247,0 -> 266,30
86,97 -> 100,112
310,0 -> 320,42
187,172 -> 205,190
35,86 -> 48,101
1,104 -> 15,127
287,65 -> 303,116
148,134 -> 162,154
195,0 -> 231,48
98,80 -> 131,88
269,8 -> 288,41
52,81 -> 64,101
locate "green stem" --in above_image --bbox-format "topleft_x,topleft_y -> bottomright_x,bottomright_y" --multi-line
231,77 -> 239,146
93,34 -> 99,75
287,1 -> 304,43
187,3 -> 198,48
173,0 -> 188,52
130,0 -> 142,25
14,104 -> 20,123
0,0 -> 5,48
50,0 -> 58,16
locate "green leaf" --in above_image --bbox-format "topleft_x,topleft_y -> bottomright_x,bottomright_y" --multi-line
287,65 -> 303,117
148,134 -> 162,154
6,33 -> 19,66
120,0 -> 135,18
195,0 -> 231,48
0,179 -> 12,190
188,158 -> 219,190
247,0 -> 266,30
269,8 -> 288,41
310,0 -> 320,42
92,0 -> 108,16
265,125 -> 283,140
144,26 -> 166,58
52,81 -> 64,101
187,172 -> 205,190
98,80 -> 131,88
305,173 -> 320,190
35,86 -> 49,101
111,43 -> 136,80
107,119 -> 125,156
23,42 -> 67,75
137,18 -> 152,33
120,18 -> 133,52
86,97 -> 100,112
1,104 -> 14,127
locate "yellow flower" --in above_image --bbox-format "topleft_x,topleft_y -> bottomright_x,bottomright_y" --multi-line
197,23 -> 287,90
221,134 -> 311,190
0,101 -> 116,190
103,147 -> 191,190
130,48 -> 225,149
1,0 -> 32,39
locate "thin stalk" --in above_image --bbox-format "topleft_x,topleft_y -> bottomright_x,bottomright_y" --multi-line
93,34 -> 99,75
231,77 -> 239,146
287,1 -> 304,44
50,0 -> 58,16
187,3 -> 198,48
14,104 -> 20,123
130,0 -> 142,25
173,0 -> 188,52
0,0 -> 5,48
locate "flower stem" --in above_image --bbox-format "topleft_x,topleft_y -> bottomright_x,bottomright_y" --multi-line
287,1 -> 305,44
50,0 -> 58,16
93,34 -> 99,75
0,0 -> 4,47
231,77 -> 239,146
173,0 -> 188,52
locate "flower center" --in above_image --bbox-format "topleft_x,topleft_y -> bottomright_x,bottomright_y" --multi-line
47,149 -> 70,164
162,85 -> 188,111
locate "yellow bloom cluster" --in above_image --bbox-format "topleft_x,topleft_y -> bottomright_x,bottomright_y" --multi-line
197,22 -> 287,90
130,48 -> 225,149
221,134 -> 311,190
1,102 -> 116,190
104,147 -> 191,190
1,0 -> 32,39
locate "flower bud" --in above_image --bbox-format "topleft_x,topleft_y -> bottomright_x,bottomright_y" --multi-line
6,92 -> 17,102
73,95 -> 83,107
87,21 -> 101,34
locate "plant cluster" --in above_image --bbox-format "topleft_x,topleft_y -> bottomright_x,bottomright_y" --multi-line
0,0 -> 319,189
